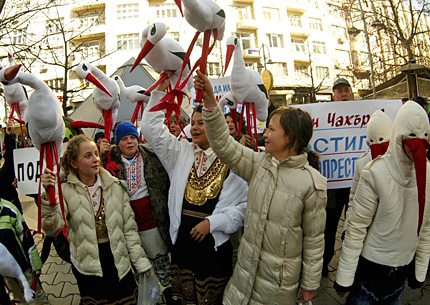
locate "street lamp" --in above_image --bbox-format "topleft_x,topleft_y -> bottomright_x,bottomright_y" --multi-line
258,43 -> 273,70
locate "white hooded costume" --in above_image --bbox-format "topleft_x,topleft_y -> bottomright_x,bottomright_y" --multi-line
343,110 -> 392,232
336,101 -> 430,288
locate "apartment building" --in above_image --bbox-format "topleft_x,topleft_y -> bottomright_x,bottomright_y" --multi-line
1,0 -> 429,116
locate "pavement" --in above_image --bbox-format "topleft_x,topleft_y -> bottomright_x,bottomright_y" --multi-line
17,195 -> 430,305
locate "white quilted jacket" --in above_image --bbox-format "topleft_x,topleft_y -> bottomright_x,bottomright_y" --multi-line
336,101 -> 430,287
41,167 -> 151,279
203,106 -> 327,305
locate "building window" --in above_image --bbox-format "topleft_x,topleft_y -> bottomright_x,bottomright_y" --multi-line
80,14 -> 99,28
288,14 -> 302,27
328,4 -> 343,18
271,62 -> 288,76
117,34 -> 140,51
232,5 -> 253,20
335,49 -> 351,64
361,52 -> 369,65
352,51 -> 359,65
312,41 -> 326,54
236,32 -> 252,49
315,66 -> 329,79
11,29 -> 25,44
84,42 -> 101,58
117,4 -> 139,20
309,18 -> 322,31
331,25 -> 347,39
167,32 -> 180,42
267,34 -> 284,48
291,38 -> 305,52
263,7 -> 280,22
47,19 -> 63,34
155,4 -> 178,19
294,64 -> 308,79
207,62 -> 220,76
307,0 -> 320,9
45,78 -> 64,93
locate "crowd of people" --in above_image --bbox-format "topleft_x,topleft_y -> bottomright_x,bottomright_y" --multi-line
0,71 -> 430,305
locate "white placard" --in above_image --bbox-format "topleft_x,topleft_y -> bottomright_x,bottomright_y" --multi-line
13,143 -> 67,195
293,99 -> 402,189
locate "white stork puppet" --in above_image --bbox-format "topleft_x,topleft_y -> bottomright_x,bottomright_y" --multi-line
76,62 -> 120,174
131,22 -> 191,133
2,53 -> 28,147
218,92 -> 239,134
224,35 -> 268,151
0,64 -> 67,236
174,0 -> 226,102
112,75 -> 150,125
0,243 -> 36,304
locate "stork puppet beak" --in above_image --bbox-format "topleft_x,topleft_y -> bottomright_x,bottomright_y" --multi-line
85,73 -> 112,97
404,138 -> 430,235
1,64 -> 21,82
224,45 -> 235,74
131,40 -> 155,73
370,142 -> 389,159
174,0 -> 184,17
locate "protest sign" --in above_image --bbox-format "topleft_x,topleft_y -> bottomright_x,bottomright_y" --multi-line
294,99 -> 402,189
13,143 -> 67,195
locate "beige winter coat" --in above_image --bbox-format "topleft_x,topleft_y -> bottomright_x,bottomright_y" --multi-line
41,168 -> 151,279
203,106 -> 327,305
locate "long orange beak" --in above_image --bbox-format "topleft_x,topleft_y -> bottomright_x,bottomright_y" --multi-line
224,45 -> 235,74
4,64 -> 21,81
86,72 -> 112,97
131,40 -> 155,72
404,138 -> 430,235
174,0 -> 184,17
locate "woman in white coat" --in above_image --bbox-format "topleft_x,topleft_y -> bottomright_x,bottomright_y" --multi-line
41,134 -> 151,305
141,72 -> 248,305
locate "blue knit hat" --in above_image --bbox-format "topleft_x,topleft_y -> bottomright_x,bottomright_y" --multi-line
115,122 -> 139,145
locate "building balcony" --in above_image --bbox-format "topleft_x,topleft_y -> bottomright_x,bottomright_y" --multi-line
292,52 -> 310,62
334,62 -> 350,70
289,27 -> 311,38
286,1 -> 308,14
72,0 -> 105,13
72,24 -> 106,41
237,19 -> 259,30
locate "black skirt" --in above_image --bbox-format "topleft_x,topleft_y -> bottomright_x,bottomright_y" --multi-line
171,212 -> 233,305
72,242 -> 138,305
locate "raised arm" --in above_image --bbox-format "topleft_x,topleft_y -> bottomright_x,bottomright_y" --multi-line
141,72 -> 190,175
40,168 -> 66,236
195,70 -> 262,182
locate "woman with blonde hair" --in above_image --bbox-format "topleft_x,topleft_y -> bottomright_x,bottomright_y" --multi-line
41,134 -> 151,305
194,70 -> 327,305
